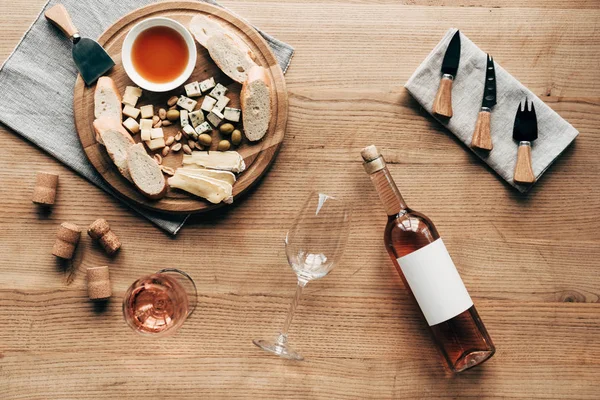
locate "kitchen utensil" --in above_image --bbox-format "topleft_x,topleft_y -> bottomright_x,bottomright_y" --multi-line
432,30 -> 461,118
44,4 -> 115,85
471,54 -> 496,150
513,99 -> 538,184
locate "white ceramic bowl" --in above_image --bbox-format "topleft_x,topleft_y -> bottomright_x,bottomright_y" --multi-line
121,17 -> 197,92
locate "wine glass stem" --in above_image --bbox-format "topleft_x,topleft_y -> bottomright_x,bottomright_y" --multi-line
280,281 -> 306,337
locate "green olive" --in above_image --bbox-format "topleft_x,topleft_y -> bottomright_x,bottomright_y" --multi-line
198,134 -> 212,147
219,123 -> 235,135
217,140 -> 231,151
231,130 -> 242,146
166,109 -> 180,121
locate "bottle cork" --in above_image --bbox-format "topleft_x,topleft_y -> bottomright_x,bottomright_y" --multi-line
52,222 -> 81,259
32,172 -> 59,205
361,145 -> 380,162
88,219 -> 121,255
86,266 -> 111,300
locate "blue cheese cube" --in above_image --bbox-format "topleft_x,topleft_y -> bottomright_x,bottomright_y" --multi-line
195,121 -> 212,135
189,110 -> 205,128
199,77 -> 216,93
180,110 -> 189,128
200,96 -> 217,112
223,107 -> 241,123
206,109 -> 224,127
208,83 -> 227,99
177,96 -> 197,112
184,81 -> 202,97
212,96 -> 230,113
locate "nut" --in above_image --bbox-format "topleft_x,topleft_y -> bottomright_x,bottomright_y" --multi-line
220,123 -> 235,135
169,105 -> 178,110
198,134 -> 212,147
158,108 -> 167,120
217,140 -> 231,151
167,96 -> 178,107
162,120 -> 172,126
188,140 -> 196,150
175,132 -> 183,141
165,136 -> 175,146
171,143 -> 182,152
153,154 -> 162,165
153,119 -> 162,128
231,129 -> 242,146
180,129 -> 188,139
152,115 -> 160,125
194,144 -> 204,151
162,146 -> 171,157
160,166 -> 175,176
182,144 -> 192,155
166,109 -> 180,121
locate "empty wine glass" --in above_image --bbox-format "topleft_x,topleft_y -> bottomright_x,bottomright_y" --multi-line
253,191 -> 352,360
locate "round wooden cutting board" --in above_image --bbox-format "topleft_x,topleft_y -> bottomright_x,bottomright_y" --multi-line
74,1 -> 287,214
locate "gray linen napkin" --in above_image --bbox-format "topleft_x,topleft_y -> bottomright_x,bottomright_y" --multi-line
405,28 -> 578,193
0,0 -> 294,234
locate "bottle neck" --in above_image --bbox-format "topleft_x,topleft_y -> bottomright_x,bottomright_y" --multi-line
366,160 -> 408,216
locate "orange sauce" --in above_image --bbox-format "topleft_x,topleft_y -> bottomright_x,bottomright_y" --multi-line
131,26 -> 189,83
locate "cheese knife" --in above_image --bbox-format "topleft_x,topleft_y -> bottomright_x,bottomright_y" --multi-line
513,99 -> 538,184
44,4 -> 114,86
470,54 -> 496,150
432,30 -> 461,118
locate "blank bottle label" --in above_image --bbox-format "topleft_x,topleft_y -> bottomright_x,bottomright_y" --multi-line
397,238 -> 473,326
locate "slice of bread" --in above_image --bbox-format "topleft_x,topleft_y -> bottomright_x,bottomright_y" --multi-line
94,77 -> 122,120
188,15 -> 226,47
126,143 -> 167,199
93,117 -> 135,181
205,33 -> 258,84
240,66 -> 271,141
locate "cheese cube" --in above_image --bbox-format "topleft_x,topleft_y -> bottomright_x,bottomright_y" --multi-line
199,77 -> 216,93
150,128 -> 164,139
122,117 -> 140,134
177,96 -> 197,112
139,118 -> 153,130
200,96 -> 217,112
195,121 -> 213,135
123,105 -> 140,119
140,129 -> 151,141
206,109 -> 224,127
184,81 -> 202,97
208,83 -> 227,99
189,110 -> 205,128
140,105 -> 154,119
180,110 -> 189,127
183,124 -> 197,138
223,107 -> 241,123
122,92 -> 139,107
124,86 -> 142,98
147,138 -> 165,151
212,96 -> 230,113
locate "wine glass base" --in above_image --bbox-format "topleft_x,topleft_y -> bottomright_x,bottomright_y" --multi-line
253,335 -> 304,361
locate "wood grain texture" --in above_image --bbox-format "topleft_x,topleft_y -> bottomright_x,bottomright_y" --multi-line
432,76 -> 454,117
471,109 -> 493,150
1,0 -> 599,399
514,143 -> 536,184
73,1 -> 288,213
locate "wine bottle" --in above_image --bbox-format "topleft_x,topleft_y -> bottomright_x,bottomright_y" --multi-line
361,145 -> 495,373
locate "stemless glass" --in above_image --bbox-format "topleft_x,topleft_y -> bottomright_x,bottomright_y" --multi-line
123,268 -> 197,337
253,191 -> 352,360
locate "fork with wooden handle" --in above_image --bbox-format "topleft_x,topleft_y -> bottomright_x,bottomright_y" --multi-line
513,99 -> 538,184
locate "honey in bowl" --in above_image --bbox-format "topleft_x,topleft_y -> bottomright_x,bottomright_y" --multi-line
131,26 -> 189,83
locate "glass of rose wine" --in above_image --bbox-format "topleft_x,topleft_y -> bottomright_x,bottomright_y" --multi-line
253,191 -> 352,360
122,268 -> 197,337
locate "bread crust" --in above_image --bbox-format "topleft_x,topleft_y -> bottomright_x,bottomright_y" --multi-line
126,143 -> 168,200
93,117 -> 135,181
241,66 -> 272,141
94,76 -> 122,120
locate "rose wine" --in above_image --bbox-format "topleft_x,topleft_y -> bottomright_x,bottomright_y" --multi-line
123,273 -> 189,335
362,145 -> 495,372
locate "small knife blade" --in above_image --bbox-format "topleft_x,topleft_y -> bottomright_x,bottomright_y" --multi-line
482,54 -> 496,109
441,31 -> 461,77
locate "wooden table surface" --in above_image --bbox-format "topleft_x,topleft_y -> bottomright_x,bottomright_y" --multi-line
1,1 -> 599,398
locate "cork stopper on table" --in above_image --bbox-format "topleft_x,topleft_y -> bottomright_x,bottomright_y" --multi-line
361,145 -> 381,162
32,172 -> 59,205
88,219 -> 121,255
86,266 -> 111,300
51,222 -> 81,259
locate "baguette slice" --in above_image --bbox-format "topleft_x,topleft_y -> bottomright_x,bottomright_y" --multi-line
205,33 -> 257,84
93,117 -> 135,181
94,77 -> 122,120
188,15 -> 226,47
126,143 -> 167,200
241,66 -> 271,141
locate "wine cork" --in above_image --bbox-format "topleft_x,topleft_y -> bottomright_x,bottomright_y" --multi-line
51,222 -> 81,259
88,219 -> 121,255
361,145 -> 380,162
86,266 -> 111,300
32,172 -> 59,205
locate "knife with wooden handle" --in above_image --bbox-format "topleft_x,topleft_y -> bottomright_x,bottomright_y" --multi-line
432,30 -> 461,118
471,54 -> 496,150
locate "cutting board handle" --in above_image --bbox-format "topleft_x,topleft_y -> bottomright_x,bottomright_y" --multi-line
45,4 -> 79,40
471,108 -> 493,150
432,74 -> 454,118
514,142 -> 535,184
